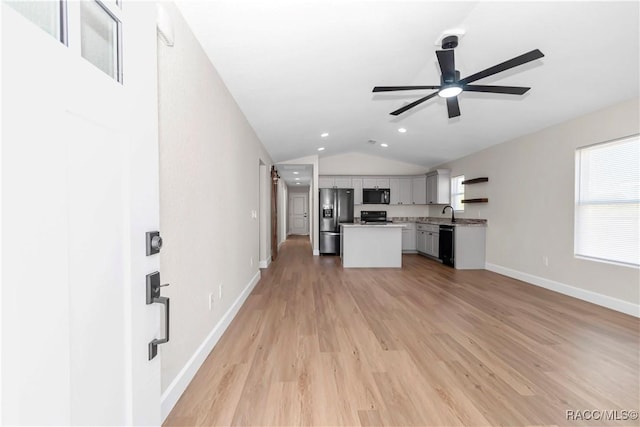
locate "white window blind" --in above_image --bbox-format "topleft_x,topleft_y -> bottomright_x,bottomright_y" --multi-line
451,175 -> 465,211
575,135 -> 639,267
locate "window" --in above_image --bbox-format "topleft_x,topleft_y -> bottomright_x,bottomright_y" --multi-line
6,0 -> 122,83
80,1 -> 122,82
6,0 -> 67,44
451,175 -> 465,211
575,135 -> 639,267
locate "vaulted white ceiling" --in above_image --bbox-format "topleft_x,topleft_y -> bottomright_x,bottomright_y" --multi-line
176,1 -> 639,167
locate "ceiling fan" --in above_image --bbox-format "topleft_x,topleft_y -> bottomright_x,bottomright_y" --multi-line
373,36 -> 544,118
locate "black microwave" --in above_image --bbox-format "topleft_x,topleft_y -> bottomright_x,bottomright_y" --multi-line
363,188 -> 390,204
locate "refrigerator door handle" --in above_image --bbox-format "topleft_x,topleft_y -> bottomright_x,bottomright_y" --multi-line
323,232 -> 341,236
334,190 -> 339,231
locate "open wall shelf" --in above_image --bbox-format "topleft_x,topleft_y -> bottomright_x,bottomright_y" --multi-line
462,177 -> 488,185
461,198 -> 488,204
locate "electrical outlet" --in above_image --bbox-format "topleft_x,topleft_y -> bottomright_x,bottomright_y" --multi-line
543,256 -> 549,267
208,292 -> 214,310
218,283 -> 223,299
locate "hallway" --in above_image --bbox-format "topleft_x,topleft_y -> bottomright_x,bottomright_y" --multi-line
164,235 -> 638,426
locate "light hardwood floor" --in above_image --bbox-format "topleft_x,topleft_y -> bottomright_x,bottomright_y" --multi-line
164,235 -> 639,426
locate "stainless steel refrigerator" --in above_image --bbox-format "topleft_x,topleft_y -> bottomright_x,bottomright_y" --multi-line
319,188 -> 354,255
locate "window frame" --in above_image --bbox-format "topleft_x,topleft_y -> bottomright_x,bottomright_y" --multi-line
77,0 -> 123,83
451,174 -> 465,212
574,134 -> 639,268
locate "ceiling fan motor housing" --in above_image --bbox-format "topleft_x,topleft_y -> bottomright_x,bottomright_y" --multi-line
441,70 -> 461,85
441,35 -> 458,49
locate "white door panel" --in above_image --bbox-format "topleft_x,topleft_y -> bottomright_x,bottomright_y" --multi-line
289,193 -> 309,234
2,3 -> 161,425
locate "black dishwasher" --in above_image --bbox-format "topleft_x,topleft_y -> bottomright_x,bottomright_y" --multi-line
439,225 -> 455,267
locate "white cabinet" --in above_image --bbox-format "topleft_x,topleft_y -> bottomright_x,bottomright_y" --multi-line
416,223 -> 439,257
352,178 -> 363,205
416,230 -> 427,254
319,176 -> 353,189
399,178 -> 413,204
399,223 -> 416,252
390,178 -> 413,205
318,176 -> 334,188
389,178 -> 400,204
454,226 -> 486,269
426,169 -> 451,204
411,176 -> 426,204
333,176 -> 352,188
363,178 -> 390,189
376,178 -> 390,188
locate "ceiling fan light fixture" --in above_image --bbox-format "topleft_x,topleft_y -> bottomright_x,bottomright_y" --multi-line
438,85 -> 462,98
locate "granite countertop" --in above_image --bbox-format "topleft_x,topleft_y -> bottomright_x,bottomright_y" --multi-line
389,216 -> 487,227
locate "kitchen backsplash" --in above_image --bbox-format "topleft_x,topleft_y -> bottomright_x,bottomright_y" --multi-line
354,204 -> 430,218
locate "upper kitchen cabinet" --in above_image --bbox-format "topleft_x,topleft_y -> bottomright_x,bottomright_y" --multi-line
426,169 -> 451,204
333,176 -> 352,188
319,176 -> 352,188
388,177 -> 419,205
411,176 -> 427,204
398,178 -> 413,204
352,178 -> 363,205
389,178 -> 400,204
363,178 -> 390,189
318,176 -> 335,188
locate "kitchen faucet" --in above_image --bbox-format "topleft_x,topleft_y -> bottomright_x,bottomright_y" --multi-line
442,205 -> 456,223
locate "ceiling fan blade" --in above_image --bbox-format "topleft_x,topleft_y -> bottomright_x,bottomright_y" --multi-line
436,50 -> 455,79
463,85 -> 531,95
373,85 -> 440,92
459,49 -> 544,85
446,97 -> 461,118
390,92 -> 439,116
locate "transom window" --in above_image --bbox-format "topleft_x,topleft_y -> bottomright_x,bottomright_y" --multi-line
6,0 -> 122,83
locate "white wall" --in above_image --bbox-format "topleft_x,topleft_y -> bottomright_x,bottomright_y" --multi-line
259,163 -> 269,265
319,152 -> 428,175
157,2 -> 273,417
277,179 -> 288,246
431,98 -> 640,312
355,204 -> 430,219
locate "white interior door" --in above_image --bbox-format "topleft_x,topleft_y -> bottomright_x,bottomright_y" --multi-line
289,193 -> 309,234
2,2 -> 161,425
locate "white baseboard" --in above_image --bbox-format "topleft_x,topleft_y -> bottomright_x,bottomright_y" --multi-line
160,270 -> 262,421
258,257 -> 271,269
313,249 -> 319,256
485,263 -> 639,318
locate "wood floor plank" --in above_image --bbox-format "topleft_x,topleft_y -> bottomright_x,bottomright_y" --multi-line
164,236 -> 639,427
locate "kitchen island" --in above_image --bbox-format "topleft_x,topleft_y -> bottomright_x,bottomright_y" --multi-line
340,223 -> 405,268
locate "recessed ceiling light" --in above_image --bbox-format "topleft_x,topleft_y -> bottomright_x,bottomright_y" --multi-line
293,171 -> 299,175
380,143 -> 389,148
295,177 -> 300,180
296,182 -> 300,185
321,133 -> 329,138
398,128 -> 407,133
317,147 -> 325,151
